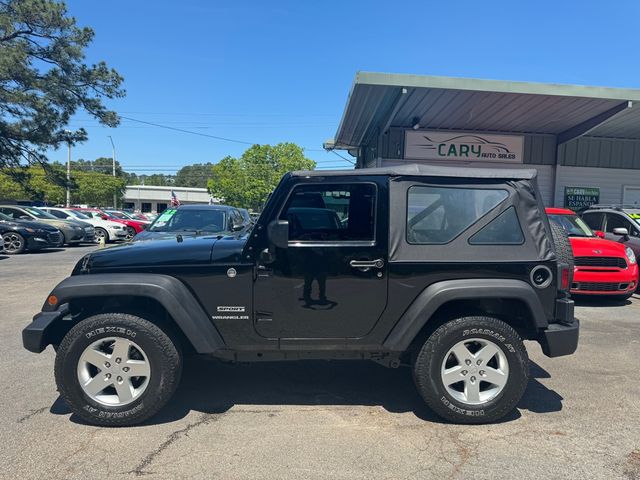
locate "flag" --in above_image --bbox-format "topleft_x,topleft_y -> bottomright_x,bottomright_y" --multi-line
170,190 -> 180,207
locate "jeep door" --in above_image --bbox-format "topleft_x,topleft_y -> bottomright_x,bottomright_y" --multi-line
253,179 -> 389,339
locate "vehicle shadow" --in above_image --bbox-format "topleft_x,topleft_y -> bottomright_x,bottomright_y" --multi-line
51,358 -> 561,427
28,248 -> 67,254
0,255 -> 8,260
573,296 -> 633,307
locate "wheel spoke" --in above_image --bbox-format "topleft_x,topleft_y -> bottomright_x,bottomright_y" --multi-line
125,360 -> 150,378
441,365 -> 464,386
474,342 -> 500,365
81,348 -> 110,368
111,338 -> 130,362
464,379 -> 481,403
482,367 -> 507,388
83,375 -> 112,396
450,343 -> 471,364
114,379 -> 134,403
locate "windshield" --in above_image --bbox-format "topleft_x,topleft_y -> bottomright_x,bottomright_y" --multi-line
106,210 -> 128,219
149,208 -> 228,234
24,207 -> 57,219
549,214 -> 594,237
67,210 -> 90,220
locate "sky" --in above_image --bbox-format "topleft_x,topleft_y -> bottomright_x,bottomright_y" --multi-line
53,0 -> 640,175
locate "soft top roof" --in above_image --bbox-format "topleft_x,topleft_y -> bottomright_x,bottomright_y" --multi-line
291,163 -> 537,180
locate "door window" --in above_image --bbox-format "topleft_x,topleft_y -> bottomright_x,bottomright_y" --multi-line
280,183 -> 376,242
605,214 -> 638,236
0,207 -> 22,219
581,212 -> 604,230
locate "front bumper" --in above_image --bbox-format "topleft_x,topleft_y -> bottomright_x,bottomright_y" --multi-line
571,264 -> 638,295
22,304 -> 69,353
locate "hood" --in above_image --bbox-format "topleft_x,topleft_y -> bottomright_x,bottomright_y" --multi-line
26,218 -> 83,230
0,218 -> 59,231
132,229 -> 233,242
77,232 -> 249,273
568,236 -> 627,257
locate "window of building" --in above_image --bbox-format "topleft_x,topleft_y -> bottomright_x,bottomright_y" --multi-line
469,207 -> 524,245
157,203 -> 168,213
141,202 -> 152,213
123,202 -> 135,210
280,183 -> 376,242
407,186 -> 508,244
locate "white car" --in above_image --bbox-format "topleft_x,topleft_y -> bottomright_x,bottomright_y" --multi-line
41,207 -> 128,243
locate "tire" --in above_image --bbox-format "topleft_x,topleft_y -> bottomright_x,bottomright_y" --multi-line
125,226 -> 136,241
94,227 -> 108,243
2,232 -> 26,254
549,221 -> 574,286
413,316 -> 529,424
54,313 -> 182,427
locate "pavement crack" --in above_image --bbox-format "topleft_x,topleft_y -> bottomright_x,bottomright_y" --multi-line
17,406 -> 48,424
127,412 -> 221,476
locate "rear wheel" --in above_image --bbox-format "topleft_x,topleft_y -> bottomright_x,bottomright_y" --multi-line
413,316 -> 529,424
54,313 -> 182,426
2,232 -> 26,254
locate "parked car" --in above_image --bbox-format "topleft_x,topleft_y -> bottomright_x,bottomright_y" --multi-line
72,208 -> 148,241
105,210 -> 151,226
41,207 -> 127,244
133,204 -> 248,242
581,205 -> 640,260
0,205 -> 93,245
23,164 -> 578,426
547,208 -> 637,298
0,212 -> 62,254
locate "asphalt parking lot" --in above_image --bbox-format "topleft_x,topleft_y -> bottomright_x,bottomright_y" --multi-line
1,246 -> 639,480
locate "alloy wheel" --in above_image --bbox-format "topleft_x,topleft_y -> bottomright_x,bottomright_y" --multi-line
77,337 -> 151,406
3,233 -> 24,253
440,337 -> 509,405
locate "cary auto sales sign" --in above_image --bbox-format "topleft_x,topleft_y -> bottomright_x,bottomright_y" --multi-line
405,130 -> 524,163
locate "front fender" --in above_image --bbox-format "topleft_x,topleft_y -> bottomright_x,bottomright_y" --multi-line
26,273 -> 225,354
383,278 -> 549,351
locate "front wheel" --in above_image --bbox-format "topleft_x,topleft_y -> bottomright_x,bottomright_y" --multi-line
413,316 -> 529,424
125,226 -> 136,241
94,227 -> 108,244
54,313 -> 182,426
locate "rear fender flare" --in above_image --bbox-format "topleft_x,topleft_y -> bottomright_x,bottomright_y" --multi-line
383,278 -> 548,351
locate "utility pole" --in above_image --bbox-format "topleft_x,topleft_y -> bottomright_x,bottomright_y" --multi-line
108,136 -> 117,208
65,130 -> 72,207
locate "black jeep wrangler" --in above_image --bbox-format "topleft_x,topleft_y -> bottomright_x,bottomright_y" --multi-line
23,164 -> 579,426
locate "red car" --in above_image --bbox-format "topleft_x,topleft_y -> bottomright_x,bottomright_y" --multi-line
72,208 -> 148,241
547,208 -> 638,299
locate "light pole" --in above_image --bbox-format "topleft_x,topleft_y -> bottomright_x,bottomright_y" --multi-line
64,130 -> 72,207
108,136 -> 116,208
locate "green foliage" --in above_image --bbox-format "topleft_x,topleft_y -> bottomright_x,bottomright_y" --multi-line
0,0 -> 125,169
136,174 -> 175,186
0,166 -> 125,205
174,163 -> 213,188
208,143 -> 316,210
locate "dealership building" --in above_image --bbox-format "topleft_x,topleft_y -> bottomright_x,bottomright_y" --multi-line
122,185 -> 215,213
327,72 -> 640,209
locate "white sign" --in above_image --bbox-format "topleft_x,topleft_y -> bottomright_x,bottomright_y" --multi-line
405,130 -> 524,163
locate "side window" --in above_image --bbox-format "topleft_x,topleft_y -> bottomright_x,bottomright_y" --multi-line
48,210 -> 67,219
0,207 -> 20,219
280,183 -> 376,242
407,186 -> 508,244
605,214 -> 632,234
468,207 -> 524,245
582,212 -> 604,230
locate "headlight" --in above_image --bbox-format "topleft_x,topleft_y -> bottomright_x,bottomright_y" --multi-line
626,247 -> 636,265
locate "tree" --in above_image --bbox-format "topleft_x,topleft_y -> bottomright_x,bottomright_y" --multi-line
208,143 -> 316,210
137,173 -> 174,186
72,157 -> 124,176
174,163 -> 213,188
0,0 -> 124,172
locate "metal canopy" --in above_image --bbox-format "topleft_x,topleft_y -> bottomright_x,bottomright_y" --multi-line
331,72 -> 640,150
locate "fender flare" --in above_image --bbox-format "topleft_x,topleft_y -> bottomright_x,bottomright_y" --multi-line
42,273 -> 225,353
383,278 -> 549,351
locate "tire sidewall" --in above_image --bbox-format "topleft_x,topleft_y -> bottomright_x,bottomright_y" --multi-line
56,315 -> 180,424
416,317 -> 529,422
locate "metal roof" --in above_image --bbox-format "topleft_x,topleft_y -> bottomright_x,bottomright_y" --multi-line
331,72 -> 640,149
291,163 -> 537,180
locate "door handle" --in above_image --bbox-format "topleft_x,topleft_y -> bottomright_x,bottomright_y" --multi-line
349,259 -> 384,269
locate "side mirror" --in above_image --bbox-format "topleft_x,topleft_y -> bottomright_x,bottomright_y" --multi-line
267,220 -> 289,249
594,230 -> 605,238
613,227 -> 630,240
